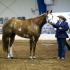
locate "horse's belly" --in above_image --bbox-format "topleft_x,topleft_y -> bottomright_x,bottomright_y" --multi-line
16,32 -> 30,38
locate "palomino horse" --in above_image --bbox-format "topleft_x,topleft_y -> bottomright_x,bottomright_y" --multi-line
2,12 -> 49,59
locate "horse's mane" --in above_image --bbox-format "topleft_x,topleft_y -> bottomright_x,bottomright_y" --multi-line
27,13 -> 46,20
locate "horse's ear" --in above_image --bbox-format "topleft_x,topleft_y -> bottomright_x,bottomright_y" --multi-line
50,10 -> 52,13
46,10 -> 49,14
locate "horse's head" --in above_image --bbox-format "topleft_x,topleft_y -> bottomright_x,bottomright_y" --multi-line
46,10 -> 53,23
46,11 -> 60,24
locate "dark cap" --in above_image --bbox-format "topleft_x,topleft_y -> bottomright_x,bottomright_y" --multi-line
57,15 -> 66,21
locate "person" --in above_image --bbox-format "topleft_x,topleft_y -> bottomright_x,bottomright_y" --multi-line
48,15 -> 69,59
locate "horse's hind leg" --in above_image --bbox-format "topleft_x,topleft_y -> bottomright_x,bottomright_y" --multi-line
8,33 -> 15,59
2,34 -> 12,59
2,35 -> 9,54
29,39 -> 33,58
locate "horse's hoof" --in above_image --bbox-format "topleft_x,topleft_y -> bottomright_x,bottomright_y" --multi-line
7,57 -> 14,59
29,56 -> 33,59
33,56 -> 36,59
10,57 -> 14,59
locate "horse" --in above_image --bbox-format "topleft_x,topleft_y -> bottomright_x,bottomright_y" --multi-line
2,12 -> 49,59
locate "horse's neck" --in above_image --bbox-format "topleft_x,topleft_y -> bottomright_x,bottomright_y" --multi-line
36,15 -> 46,25
39,15 -> 46,27
36,15 -> 46,32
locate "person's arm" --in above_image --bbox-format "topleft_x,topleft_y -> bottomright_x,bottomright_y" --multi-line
49,21 -> 60,28
49,21 -> 69,31
58,22 -> 69,31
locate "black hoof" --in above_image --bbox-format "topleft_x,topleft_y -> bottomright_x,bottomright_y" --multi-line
8,57 -> 14,59
10,57 -> 14,59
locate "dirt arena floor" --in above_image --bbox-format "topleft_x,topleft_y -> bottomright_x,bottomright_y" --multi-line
0,40 -> 70,70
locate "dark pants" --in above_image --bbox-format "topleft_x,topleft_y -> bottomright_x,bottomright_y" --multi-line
57,38 -> 66,58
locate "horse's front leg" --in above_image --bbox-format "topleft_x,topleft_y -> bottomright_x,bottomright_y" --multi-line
29,39 -> 33,59
32,38 -> 38,59
32,44 -> 36,59
29,38 -> 36,59
29,37 -> 38,59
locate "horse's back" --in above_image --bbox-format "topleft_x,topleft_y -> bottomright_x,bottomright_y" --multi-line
2,14 -> 46,38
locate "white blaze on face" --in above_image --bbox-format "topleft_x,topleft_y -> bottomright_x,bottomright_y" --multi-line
47,14 -> 53,22
47,13 -> 59,24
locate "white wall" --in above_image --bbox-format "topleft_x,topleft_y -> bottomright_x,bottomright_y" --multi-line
0,0 -> 39,18
0,0 -> 70,18
47,0 -> 70,12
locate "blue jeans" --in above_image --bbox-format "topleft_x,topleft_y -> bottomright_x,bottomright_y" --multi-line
57,38 -> 66,58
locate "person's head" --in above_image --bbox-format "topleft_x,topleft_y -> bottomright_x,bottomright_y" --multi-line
57,15 -> 66,22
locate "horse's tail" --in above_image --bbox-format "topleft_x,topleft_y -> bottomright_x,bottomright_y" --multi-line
2,34 -> 9,52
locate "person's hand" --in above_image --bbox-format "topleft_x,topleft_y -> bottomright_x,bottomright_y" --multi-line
59,27 -> 63,29
48,22 -> 54,25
